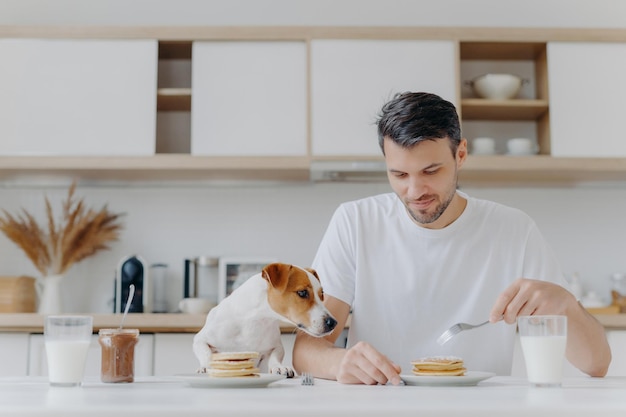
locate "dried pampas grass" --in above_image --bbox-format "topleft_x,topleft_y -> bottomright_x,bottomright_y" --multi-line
0,182 -> 124,277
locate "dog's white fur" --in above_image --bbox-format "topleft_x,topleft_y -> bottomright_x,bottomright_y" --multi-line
192,262 -> 337,376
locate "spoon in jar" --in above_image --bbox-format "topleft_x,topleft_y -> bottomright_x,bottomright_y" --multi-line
119,284 -> 135,330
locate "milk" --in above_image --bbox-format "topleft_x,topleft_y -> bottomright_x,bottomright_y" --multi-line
45,340 -> 91,386
520,335 -> 567,386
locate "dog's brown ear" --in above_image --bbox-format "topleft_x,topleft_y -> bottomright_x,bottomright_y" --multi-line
262,263 -> 290,292
305,268 -> 320,282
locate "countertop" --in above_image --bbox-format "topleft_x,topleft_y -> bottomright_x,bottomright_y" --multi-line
0,313 -> 303,333
0,312 -> 621,333
1,375 -> 626,417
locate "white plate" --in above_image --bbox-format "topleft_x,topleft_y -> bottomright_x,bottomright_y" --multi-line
175,373 -> 286,388
401,371 -> 495,387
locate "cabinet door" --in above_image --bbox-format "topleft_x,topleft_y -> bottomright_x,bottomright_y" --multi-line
0,333 -> 29,377
311,40 -> 457,157
28,334 -> 154,378
0,39 -> 157,156
549,42 -> 626,157
606,330 -> 626,376
191,41 -> 307,156
153,333 -> 198,376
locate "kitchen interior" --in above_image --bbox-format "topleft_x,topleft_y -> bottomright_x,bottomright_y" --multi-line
2,1 -> 626,414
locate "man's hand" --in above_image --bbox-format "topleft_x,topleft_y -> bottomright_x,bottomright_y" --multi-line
489,278 -> 577,324
336,341 -> 402,385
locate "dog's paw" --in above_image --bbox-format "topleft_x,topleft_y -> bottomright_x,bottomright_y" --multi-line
196,367 -> 209,374
270,366 -> 295,378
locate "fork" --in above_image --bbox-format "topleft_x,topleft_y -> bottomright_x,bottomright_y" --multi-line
301,372 -> 314,386
436,319 -> 491,346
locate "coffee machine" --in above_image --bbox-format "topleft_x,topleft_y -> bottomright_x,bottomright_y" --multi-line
114,254 -> 150,313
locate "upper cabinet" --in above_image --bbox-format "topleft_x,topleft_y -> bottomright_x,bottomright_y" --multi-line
459,41 -> 550,156
548,42 -> 626,157
0,39 -> 157,156
191,41 -> 307,156
310,40 -> 457,157
2,27 -> 626,185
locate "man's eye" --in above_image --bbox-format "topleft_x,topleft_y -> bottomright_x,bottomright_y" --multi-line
424,169 -> 439,175
296,290 -> 309,299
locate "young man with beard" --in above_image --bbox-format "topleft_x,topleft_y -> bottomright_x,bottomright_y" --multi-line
293,92 -> 611,384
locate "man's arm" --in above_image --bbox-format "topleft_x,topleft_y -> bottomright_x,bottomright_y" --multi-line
490,278 -> 611,377
292,295 -> 402,385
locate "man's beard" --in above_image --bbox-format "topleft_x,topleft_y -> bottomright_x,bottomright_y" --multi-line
404,179 -> 458,225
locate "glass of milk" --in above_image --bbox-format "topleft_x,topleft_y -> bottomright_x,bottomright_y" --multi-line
518,315 -> 567,387
44,315 -> 93,387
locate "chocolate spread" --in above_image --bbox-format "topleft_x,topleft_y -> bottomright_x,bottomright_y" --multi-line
98,328 -> 139,383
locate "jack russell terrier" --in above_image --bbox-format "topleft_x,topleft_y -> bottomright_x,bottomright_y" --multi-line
192,262 -> 338,377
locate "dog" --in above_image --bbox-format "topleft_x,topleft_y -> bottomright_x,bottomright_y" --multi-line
192,262 -> 338,377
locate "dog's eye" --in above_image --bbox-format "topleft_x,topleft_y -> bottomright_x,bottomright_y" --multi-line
296,289 -> 309,299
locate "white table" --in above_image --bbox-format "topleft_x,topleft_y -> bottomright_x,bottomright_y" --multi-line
1,375 -> 625,417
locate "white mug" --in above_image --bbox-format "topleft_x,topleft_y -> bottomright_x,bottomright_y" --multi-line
471,137 -> 496,155
507,137 -> 537,155
178,297 -> 215,314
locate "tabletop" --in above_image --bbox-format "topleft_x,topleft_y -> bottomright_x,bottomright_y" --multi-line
1,375 -> 626,417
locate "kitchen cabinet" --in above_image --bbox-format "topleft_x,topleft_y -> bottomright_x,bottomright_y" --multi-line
0,333 -> 29,377
2,27 -> 626,185
0,38 -> 157,156
191,41 -> 307,156
459,41 -> 550,156
310,40 -> 457,157
153,333 -> 198,375
28,334 -> 154,378
548,42 -> 626,157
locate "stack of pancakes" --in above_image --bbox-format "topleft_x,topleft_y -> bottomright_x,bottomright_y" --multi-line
411,356 -> 466,376
207,351 -> 260,377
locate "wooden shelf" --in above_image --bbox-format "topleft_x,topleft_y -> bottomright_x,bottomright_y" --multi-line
0,155 -> 311,183
461,155 -> 626,186
2,155 -> 626,186
157,88 -> 191,111
461,99 -> 549,121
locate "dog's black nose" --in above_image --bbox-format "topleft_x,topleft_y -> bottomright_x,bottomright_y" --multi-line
324,316 -> 338,332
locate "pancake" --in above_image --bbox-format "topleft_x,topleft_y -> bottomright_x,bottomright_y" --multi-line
208,351 -> 260,377
206,367 -> 261,377
212,351 -> 260,361
411,355 -> 466,376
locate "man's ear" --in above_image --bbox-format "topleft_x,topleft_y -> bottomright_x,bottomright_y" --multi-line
262,262 -> 290,291
456,138 -> 468,168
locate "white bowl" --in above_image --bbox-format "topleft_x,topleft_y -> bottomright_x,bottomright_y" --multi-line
469,73 -> 524,100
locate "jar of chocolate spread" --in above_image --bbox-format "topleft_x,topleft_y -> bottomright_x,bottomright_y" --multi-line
98,328 -> 139,383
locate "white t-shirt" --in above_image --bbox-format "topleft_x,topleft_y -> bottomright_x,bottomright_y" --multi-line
312,191 -> 567,375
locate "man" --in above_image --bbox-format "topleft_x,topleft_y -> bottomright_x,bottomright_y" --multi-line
293,92 -> 611,385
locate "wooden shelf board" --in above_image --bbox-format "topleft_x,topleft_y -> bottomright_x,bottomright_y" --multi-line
460,42 -> 547,60
157,88 -> 192,111
1,155 -> 626,186
0,155 -> 311,182
461,99 -> 549,120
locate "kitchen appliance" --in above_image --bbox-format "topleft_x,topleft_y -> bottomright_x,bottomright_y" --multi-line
114,255 -> 150,313
184,256 -> 219,303
150,263 -> 169,313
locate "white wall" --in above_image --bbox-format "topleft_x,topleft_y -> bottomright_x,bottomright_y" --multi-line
1,0 -> 625,313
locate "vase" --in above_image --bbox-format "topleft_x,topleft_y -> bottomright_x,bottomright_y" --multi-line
37,274 -> 64,315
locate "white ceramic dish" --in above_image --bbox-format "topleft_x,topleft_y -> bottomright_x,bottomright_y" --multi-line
175,373 -> 286,388
469,73 -> 524,100
401,371 -> 495,387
